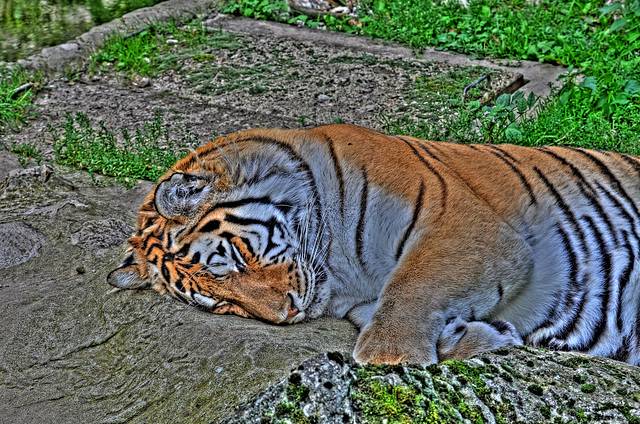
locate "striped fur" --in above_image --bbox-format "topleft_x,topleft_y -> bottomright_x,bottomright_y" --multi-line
108,124 -> 640,365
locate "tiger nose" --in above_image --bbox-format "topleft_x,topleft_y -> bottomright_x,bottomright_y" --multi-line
286,292 -> 299,318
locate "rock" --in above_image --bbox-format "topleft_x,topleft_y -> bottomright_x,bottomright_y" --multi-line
71,218 -> 135,257
227,347 -> 640,423
0,222 -> 46,269
317,94 -> 330,101
0,158 -> 358,423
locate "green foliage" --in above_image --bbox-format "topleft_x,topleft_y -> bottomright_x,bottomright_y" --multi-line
49,111 -> 200,187
0,65 -> 42,134
222,0 -> 289,20
221,0 -> 640,154
92,26 -> 160,75
7,142 -> 42,167
91,19 -> 247,78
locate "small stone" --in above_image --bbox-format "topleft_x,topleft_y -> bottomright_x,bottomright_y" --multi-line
166,39 -> 179,45
76,266 -> 86,274
317,94 -> 330,101
139,77 -> 151,88
91,76 -> 100,82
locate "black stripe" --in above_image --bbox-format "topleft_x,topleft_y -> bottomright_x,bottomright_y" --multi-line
396,136 -> 443,163
612,338 -> 630,362
121,253 -> 136,268
616,231 -> 634,332
176,242 -> 191,258
218,231 -> 235,242
487,145 -> 520,164
595,182 -> 640,240
397,137 -> 447,221
580,215 -> 612,350
395,181 -> 424,261
161,263 -> 172,284
553,225 -> 586,340
145,242 -> 164,256
530,224 -> 583,339
240,236 -> 256,258
172,288 -> 191,304
209,197 -> 272,210
199,219 -> 221,233
225,214 -> 283,256
355,167 -> 368,264
228,243 -> 243,266
325,137 -> 345,217
538,148 -> 617,243
485,149 -> 537,206
569,148 -> 640,223
533,167 -> 588,251
190,251 -> 201,264
167,231 -> 174,249
614,152 -> 640,177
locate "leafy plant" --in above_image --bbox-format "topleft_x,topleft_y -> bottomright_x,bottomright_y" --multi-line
222,0 -> 289,20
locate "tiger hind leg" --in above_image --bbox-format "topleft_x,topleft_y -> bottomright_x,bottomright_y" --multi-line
436,317 -> 523,362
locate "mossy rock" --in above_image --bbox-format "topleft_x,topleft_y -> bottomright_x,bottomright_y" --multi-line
226,347 -> 640,423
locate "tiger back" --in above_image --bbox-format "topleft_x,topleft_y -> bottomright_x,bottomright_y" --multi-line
108,124 -> 640,365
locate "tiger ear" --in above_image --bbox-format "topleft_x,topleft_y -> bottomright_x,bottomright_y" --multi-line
154,172 -> 214,220
107,253 -> 153,289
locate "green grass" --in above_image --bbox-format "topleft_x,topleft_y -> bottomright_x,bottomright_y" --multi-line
90,18 -> 243,77
49,111 -> 200,187
222,0 -> 640,154
0,65 -> 42,134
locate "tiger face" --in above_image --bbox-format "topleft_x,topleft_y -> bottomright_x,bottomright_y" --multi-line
108,169 -> 324,324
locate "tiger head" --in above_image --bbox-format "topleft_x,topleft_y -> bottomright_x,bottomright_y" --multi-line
107,139 -> 328,324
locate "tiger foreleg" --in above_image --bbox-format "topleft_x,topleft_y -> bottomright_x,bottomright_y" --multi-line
353,217 -> 533,365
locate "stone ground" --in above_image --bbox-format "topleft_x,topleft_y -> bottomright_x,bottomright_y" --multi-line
0,1 -> 577,423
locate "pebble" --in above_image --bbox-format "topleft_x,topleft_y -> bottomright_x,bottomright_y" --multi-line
138,77 -> 151,88
166,39 -> 178,45
317,94 -> 330,101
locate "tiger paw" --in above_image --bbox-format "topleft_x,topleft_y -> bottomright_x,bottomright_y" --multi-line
436,317 -> 523,362
352,325 -> 437,365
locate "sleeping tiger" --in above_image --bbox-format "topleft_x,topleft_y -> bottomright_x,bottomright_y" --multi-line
108,124 -> 640,365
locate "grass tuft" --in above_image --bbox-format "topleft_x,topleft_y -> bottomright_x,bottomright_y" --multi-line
49,111 -> 200,188
0,66 -> 42,134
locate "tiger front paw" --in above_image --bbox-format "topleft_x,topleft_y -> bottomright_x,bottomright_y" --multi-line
352,324 -> 437,365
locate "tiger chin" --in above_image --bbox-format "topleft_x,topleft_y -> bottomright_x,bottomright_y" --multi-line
108,124 -> 640,366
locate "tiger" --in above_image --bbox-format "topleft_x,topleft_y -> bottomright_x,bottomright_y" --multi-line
108,123 -> 640,365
